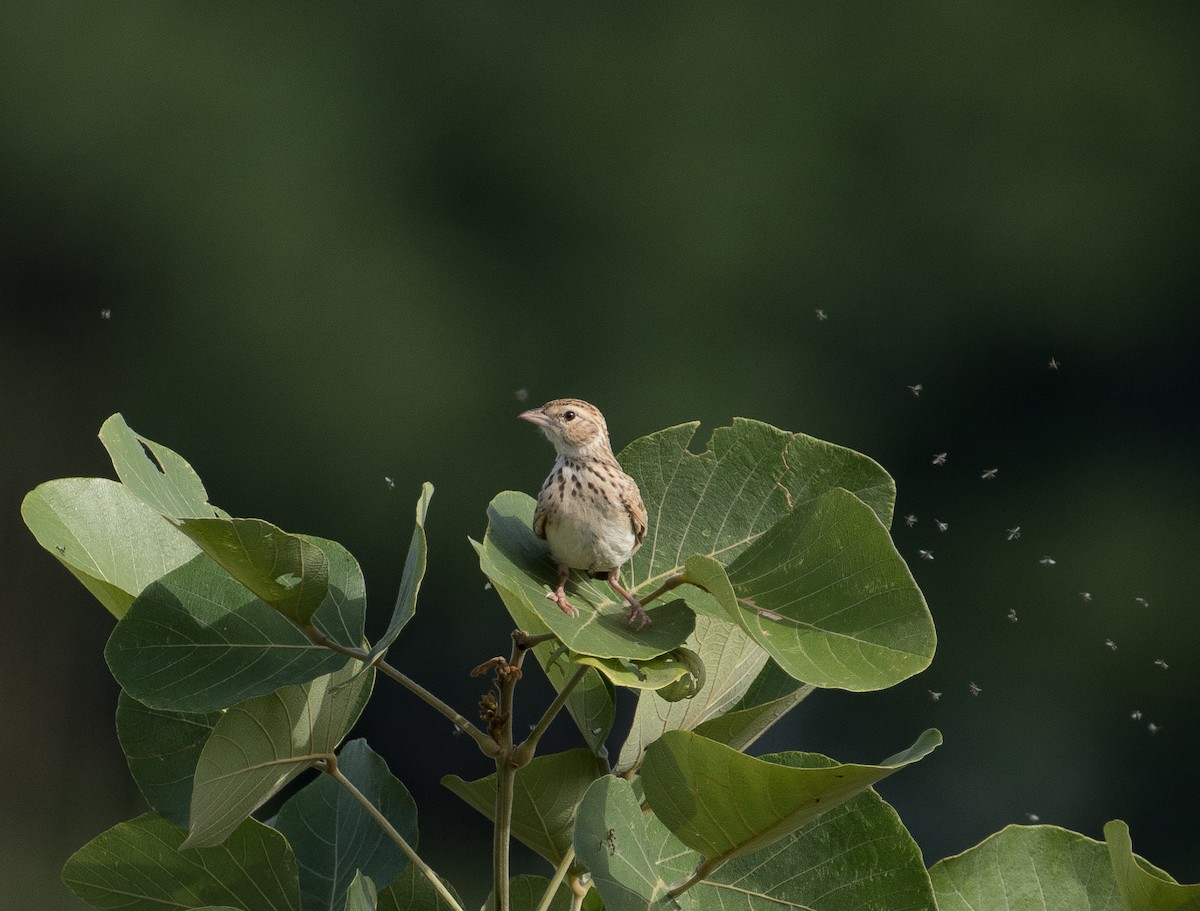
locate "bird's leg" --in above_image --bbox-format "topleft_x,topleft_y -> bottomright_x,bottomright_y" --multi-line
607,570 -> 651,630
545,565 -> 579,617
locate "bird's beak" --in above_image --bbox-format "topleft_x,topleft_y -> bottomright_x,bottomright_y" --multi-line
519,408 -> 550,428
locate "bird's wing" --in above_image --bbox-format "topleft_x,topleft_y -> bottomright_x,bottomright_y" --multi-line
532,495 -> 549,540
624,486 -> 648,546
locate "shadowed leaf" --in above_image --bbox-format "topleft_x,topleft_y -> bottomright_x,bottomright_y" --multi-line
61,814 -> 300,911
185,658 -> 374,848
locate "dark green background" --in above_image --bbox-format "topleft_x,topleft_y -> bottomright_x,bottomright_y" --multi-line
3,4 -> 1197,908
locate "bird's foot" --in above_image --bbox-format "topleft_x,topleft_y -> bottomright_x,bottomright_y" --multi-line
625,599 -> 651,630
545,587 -> 579,618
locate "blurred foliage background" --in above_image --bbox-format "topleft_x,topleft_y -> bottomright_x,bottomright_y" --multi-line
3,3 -> 1198,908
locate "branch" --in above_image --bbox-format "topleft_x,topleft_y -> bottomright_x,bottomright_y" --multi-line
667,856 -> 721,898
306,627 -> 500,758
319,756 -> 465,911
513,665 -> 588,767
535,847 -> 575,911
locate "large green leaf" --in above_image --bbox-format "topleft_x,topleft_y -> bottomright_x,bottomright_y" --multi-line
667,753 -> 936,911
61,814 -> 301,911
275,739 -> 418,911
174,516 -> 330,628
106,556 -> 347,713
619,419 -> 896,594
642,728 -> 940,866
615,610 -> 768,772
691,682 -> 814,751
930,825 -> 1125,911
475,494 -> 694,659
184,658 -> 374,848
99,413 -> 216,519
574,777 -> 683,911
22,477 -> 201,618
442,748 -> 599,865
682,486 -> 935,690
1104,821 -> 1200,911
367,483 -> 433,664
116,691 -> 221,828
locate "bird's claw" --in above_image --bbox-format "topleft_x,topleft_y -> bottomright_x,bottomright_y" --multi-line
545,588 -> 579,618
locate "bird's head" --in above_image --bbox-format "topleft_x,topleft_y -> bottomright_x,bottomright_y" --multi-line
520,398 -> 612,458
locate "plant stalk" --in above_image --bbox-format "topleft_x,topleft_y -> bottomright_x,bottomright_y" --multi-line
320,756 -> 465,911
535,846 -> 576,911
306,627 -> 500,757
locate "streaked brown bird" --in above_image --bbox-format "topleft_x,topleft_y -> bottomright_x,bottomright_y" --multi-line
519,398 -> 651,629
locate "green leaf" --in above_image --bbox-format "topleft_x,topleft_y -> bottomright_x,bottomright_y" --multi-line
185,658 -> 375,848
304,534 -> 368,652
469,548 -> 615,752
275,739 -> 418,911
99,413 -> 216,518
61,813 -> 301,911
930,824 -> 1125,911
106,556 -> 346,713
673,752 -> 936,911
573,651 -> 692,691
489,876 -> 572,911
691,683 -> 814,751
367,483 -> 433,664
711,487 -> 934,690
377,865 -> 462,911
346,872 -> 379,911
475,494 -> 695,660
174,516 -> 330,628
442,748 -> 598,865
574,777 -> 682,911
1104,820 -> 1200,910
116,691 -> 220,828
642,728 -> 940,866
616,611 -> 768,772
22,478 -> 201,618
620,419 -> 896,594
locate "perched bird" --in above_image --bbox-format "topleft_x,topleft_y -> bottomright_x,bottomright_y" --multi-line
520,399 -> 651,629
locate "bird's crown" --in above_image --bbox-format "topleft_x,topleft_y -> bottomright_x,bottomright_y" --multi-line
519,398 -> 612,457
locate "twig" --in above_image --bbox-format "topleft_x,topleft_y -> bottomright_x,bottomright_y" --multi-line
513,665 -> 588,767
535,847 -> 576,911
319,756 -> 465,911
306,627 -> 500,758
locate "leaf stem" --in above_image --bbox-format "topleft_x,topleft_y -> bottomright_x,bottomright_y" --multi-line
306,627 -> 500,758
513,665 -> 588,767
667,856 -> 721,898
639,572 -> 690,606
319,756 -> 465,911
535,846 -> 575,911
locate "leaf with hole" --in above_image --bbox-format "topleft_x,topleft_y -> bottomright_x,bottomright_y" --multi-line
99,413 -> 216,518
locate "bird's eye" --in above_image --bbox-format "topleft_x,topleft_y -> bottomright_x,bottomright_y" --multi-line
563,410 -> 576,421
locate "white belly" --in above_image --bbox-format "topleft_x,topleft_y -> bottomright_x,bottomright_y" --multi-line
544,508 -> 638,573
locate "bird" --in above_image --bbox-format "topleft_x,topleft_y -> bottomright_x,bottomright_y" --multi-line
520,399 -> 651,629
